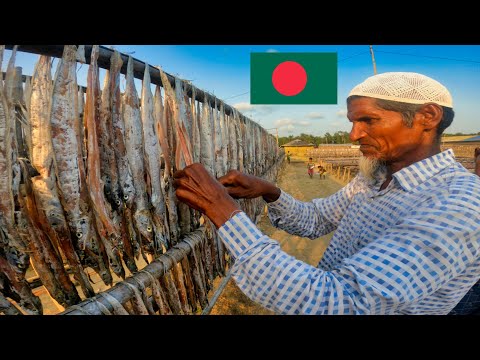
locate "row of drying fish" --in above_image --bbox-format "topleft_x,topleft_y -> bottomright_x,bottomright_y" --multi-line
68,161 -> 282,315
0,45 -> 282,315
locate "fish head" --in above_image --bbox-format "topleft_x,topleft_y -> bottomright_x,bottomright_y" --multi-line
121,185 -> 136,208
47,209 -> 68,231
107,248 -> 126,280
5,246 -> 30,274
74,216 -> 92,249
110,191 -> 123,212
134,209 -> 154,242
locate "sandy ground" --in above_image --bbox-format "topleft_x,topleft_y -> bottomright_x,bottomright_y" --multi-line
209,160 -> 345,315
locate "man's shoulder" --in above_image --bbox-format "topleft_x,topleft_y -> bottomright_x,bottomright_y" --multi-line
422,167 -> 480,211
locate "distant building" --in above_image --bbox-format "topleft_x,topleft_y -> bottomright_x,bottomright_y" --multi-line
281,139 -> 315,159
441,135 -> 480,158
444,135 -> 480,145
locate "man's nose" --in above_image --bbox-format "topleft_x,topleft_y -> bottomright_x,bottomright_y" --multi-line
349,122 -> 366,142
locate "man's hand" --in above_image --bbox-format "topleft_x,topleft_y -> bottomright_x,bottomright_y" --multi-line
218,170 -> 281,203
173,163 -> 241,229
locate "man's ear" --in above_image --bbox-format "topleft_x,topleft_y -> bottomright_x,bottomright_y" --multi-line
416,103 -> 443,131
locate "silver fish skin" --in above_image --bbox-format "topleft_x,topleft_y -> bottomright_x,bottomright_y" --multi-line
191,86 -> 201,164
110,51 -> 135,208
199,95 -> 215,175
228,113 -> 238,171
212,98 -> 224,177
122,56 -> 154,249
141,64 -> 168,251
50,45 -> 96,297
85,45 -> 124,278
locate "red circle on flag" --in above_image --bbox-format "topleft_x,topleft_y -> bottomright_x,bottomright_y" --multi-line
272,61 -> 307,96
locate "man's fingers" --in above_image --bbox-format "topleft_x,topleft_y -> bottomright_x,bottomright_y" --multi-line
173,177 -> 189,189
175,188 -> 203,212
218,170 -> 237,185
173,169 -> 186,179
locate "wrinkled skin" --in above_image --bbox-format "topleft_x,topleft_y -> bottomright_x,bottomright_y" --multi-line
217,169 -> 281,203
173,163 -> 240,228
347,97 -> 443,174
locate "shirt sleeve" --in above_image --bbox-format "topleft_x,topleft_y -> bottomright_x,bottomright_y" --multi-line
266,175 -> 362,239
218,191 -> 480,315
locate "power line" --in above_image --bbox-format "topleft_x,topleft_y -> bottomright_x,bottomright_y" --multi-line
223,91 -> 250,101
375,50 -> 480,64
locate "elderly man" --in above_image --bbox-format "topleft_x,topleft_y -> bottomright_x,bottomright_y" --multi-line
174,72 -> 480,315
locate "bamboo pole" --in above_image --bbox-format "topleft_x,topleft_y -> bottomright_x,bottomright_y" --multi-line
60,228 -> 205,315
369,45 -> 378,75
4,45 -> 248,120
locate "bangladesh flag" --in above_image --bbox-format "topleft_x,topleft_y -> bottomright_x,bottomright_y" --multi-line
250,52 -> 337,105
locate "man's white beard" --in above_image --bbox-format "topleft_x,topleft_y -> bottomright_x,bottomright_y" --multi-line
358,156 -> 385,181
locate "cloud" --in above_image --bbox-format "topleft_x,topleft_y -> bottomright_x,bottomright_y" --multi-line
336,109 -> 348,117
329,120 -> 351,131
305,112 -> 324,119
234,102 -> 255,112
266,49 -> 279,53
233,102 -> 278,115
275,118 -> 295,127
274,118 -> 312,129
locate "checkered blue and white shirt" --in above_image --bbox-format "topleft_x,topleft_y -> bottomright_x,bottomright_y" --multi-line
218,149 -> 480,314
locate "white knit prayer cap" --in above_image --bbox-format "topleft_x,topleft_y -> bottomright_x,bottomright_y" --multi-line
348,72 -> 453,108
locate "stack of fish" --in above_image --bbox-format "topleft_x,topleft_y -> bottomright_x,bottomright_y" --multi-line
0,45 -> 283,315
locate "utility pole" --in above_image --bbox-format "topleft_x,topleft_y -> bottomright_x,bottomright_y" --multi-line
266,128 -> 279,146
369,45 -> 377,75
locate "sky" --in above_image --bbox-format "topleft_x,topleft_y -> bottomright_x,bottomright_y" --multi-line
4,45 -> 480,138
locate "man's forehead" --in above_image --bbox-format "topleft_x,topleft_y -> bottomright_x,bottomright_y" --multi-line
347,98 -> 382,117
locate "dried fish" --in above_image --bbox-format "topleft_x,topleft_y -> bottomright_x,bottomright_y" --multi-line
110,52 -> 135,208
131,276 -> 156,314
199,95 -> 215,175
157,257 -> 183,314
141,270 -> 172,315
18,159 -> 81,307
49,45 -> 97,297
100,291 -> 129,315
179,256 -> 197,313
123,56 -> 155,253
163,252 -> 190,314
0,247 -> 42,315
0,290 -> 22,315
94,298 -> 112,315
76,45 -> 86,64
141,65 -> 168,252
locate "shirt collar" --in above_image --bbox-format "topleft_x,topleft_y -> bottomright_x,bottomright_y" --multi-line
391,148 -> 456,191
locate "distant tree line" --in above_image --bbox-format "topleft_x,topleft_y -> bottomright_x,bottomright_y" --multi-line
278,131 -> 351,147
442,132 -> 480,137
278,131 -> 480,147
